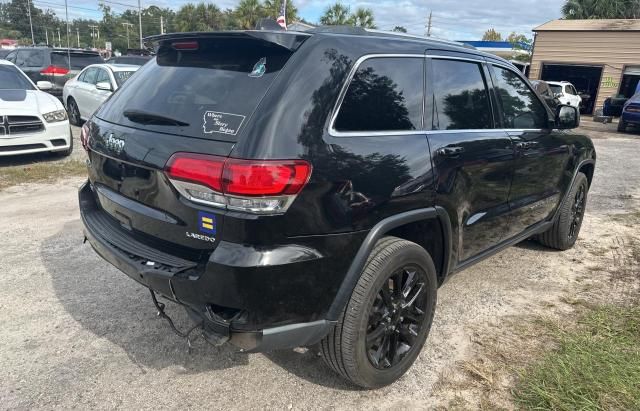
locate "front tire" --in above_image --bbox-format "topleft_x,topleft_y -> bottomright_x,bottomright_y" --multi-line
617,119 -> 627,132
538,172 -> 589,250
320,237 -> 437,388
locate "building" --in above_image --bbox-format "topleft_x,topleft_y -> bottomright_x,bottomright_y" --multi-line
529,19 -> 640,114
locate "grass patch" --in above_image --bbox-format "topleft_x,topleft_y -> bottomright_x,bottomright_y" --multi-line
0,159 -> 86,190
514,306 -> 640,410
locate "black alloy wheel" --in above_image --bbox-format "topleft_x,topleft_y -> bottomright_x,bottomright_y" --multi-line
568,183 -> 586,241
366,264 -> 427,369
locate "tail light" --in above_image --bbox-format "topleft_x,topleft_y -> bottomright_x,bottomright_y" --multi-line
40,65 -> 69,76
165,153 -> 312,215
80,123 -> 90,152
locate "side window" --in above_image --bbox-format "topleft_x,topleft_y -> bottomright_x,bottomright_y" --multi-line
16,50 -> 44,67
566,85 -> 577,95
492,66 -> 547,129
95,68 -> 110,85
431,59 -> 493,130
77,69 -> 87,82
83,68 -> 98,84
6,51 -> 17,62
334,57 -> 423,132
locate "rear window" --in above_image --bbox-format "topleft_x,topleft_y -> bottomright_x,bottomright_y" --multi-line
51,52 -> 103,70
96,37 -> 293,140
113,70 -> 136,87
114,56 -> 149,65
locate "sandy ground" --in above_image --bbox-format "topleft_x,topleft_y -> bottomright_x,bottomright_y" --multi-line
0,122 -> 638,410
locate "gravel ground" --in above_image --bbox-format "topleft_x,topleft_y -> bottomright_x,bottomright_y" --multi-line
0,121 -> 638,409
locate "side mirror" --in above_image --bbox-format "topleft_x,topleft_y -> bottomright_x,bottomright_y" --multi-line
95,81 -> 112,91
555,105 -> 580,129
36,81 -> 53,90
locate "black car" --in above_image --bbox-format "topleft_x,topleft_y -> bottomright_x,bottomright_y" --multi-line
4,47 -> 103,97
0,49 -> 11,59
79,28 -> 595,388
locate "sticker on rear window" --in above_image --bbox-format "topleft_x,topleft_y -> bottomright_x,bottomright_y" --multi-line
203,111 -> 245,136
249,57 -> 266,78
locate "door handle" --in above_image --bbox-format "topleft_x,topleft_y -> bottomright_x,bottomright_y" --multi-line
515,141 -> 539,150
437,146 -> 465,157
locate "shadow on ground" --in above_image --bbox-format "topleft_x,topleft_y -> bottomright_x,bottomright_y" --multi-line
42,220 -> 353,389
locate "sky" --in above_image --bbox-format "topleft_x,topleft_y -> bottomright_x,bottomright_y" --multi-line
21,0 -> 564,40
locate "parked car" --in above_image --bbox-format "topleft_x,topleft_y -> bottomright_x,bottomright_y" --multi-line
531,80 -> 561,110
104,55 -> 151,66
63,63 -> 139,126
603,94 -> 629,117
0,60 -> 72,156
0,49 -> 12,59
618,92 -> 640,132
4,48 -> 103,98
78,29 -> 595,389
547,81 -> 582,108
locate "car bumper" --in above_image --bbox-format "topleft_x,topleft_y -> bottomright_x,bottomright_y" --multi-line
622,110 -> 640,125
78,181 -> 362,351
0,121 -> 71,156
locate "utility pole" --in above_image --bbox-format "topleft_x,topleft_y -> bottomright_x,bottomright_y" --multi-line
426,10 -> 432,37
138,0 -> 143,48
57,28 -> 61,46
45,29 -> 49,46
89,25 -> 98,48
160,15 -> 164,35
65,0 -> 70,68
27,0 -> 35,45
122,23 -> 133,49
76,28 -> 80,47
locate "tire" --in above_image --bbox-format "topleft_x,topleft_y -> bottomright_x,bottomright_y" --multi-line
320,236 -> 437,388
617,119 -> 627,132
538,172 -> 588,250
67,97 -> 82,126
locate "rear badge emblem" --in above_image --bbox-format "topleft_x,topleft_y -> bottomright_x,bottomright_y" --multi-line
198,212 -> 217,235
105,133 -> 125,155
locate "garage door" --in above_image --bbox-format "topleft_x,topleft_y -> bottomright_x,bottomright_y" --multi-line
624,66 -> 640,76
541,64 -> 603,114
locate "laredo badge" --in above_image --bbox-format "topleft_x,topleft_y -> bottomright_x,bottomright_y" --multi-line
185,212 -> 217,243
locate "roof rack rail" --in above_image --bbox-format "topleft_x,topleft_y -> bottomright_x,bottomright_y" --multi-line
364,28 -> 474,48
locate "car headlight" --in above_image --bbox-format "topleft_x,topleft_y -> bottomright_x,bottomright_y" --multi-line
43,109 -> 68,123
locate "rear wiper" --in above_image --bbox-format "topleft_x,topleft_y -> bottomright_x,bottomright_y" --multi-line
123,109 -> 189,126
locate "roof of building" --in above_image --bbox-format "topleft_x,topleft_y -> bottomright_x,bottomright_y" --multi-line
534,19 -> 640,32
459,40 -> 531,51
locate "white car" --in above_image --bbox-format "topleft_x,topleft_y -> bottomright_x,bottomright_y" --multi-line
0,59 -> 72,156
547,81 -> 582,108
63,64 -> 139,126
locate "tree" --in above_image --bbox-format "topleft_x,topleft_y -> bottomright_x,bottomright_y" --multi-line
562,0 -> 640,19
392,26 -> 407,33
349,7 -> 376,28
263,0 -> 299,22
320,2 -> 351,25
235,0 -> 264,29
174,3 -> 224,32
506,32 -> 533,63
482,28 -> 502,41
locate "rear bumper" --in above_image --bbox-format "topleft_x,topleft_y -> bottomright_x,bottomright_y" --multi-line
0,121 -> 71,156
621,110 -> 640,125
79,181 -> 359,351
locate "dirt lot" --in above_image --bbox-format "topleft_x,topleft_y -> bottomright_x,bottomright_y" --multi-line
0,121 -> 638,409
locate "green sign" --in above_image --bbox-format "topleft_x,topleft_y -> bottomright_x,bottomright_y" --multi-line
601,76 -> 619,88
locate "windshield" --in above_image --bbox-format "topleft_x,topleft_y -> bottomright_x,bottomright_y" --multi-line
96,37 -> 293,140
549,84 -> 562,94
0,65 -> 35,90
113,70 -> 136,87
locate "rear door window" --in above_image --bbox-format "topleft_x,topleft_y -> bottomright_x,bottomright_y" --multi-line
492,66 -> 548,129
82,68 -> 98,84
96,37 -> 294,141
16,50 -> 44,67
431,59 -> 493,130
333,57 -> 424,132
96,68 -> 110,84
51,52 -> 103,70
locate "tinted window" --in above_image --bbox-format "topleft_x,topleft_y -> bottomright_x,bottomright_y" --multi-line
83,68 -> 98,84
493,66 -> 547,129
549,84 -> 562,95
51,52 -> 103,70
432,59 -> 493,130
0,65 -> 35,90
566,85 -> 576,95
114,56 -> 149,65
97,37 -> 293,141
334,57 -> 423,132
96,68 -> 110,84
5,51 -> 16,62
113,70 -> 136,87
16,50 -> 44,67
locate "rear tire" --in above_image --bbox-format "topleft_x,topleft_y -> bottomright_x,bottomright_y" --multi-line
67,98 -> 81,126
537,172 -> 588,250
617,119 -> 627,132
320,236 -> 437,389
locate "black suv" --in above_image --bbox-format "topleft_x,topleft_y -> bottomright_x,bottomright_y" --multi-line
4,48 -> 103,97
79,29 -> 595,388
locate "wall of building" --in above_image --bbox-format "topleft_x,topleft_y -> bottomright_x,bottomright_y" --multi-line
529,30 -> 640,110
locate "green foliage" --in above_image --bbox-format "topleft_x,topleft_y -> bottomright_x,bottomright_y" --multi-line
482,28 -> 502,41
562,0 -> 640,19
319,2 -> 376,28
514,306 -> 640,410
392,26 -> 407,33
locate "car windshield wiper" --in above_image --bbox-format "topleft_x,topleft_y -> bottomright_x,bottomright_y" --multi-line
123,109 -> 189,126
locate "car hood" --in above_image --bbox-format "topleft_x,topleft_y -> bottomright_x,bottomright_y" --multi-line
0,89 -> 63,114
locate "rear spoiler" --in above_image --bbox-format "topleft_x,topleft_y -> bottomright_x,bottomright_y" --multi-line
144,31 -> 311,52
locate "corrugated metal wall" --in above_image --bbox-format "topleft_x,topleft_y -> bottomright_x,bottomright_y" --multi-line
529,31 -> 640,110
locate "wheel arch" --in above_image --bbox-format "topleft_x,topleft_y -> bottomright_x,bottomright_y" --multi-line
326,207 -> 452,321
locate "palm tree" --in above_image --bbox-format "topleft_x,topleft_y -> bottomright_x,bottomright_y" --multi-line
320,2 -> 350,26
235,0 -> 263,29
349,7 -> 376,29
562,0 -> 640,19
263,0 -> 299,22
